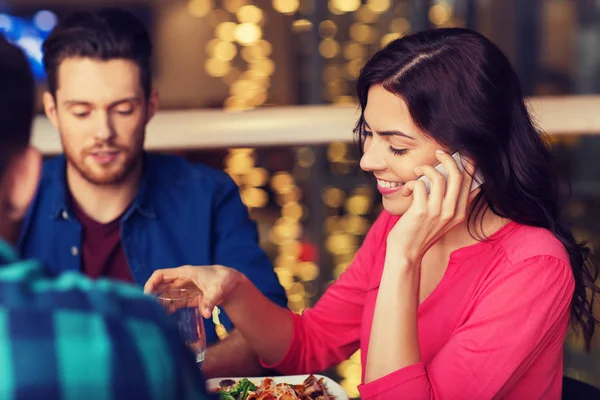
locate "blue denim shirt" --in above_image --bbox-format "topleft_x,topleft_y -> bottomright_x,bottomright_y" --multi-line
18,153 -> 287,345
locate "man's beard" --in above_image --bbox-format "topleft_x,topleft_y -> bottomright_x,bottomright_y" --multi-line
64,143 -> 142,186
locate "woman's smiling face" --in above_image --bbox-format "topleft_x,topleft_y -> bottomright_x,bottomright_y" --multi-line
359,84 -> 447,215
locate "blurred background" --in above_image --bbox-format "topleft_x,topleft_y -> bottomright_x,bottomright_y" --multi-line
3,0 -> 600,397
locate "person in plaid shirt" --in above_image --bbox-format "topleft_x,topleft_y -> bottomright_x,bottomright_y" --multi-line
0,35 -> 214,399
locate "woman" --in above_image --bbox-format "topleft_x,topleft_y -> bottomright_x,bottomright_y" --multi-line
145,28 -> 599,399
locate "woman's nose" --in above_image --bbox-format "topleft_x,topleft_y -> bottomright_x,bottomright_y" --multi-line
359,137 -> 387,172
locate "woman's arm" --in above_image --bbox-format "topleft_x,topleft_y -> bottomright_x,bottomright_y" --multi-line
144,208 -> 391,374
220,273 -> 294,365
364,254 -> 421,383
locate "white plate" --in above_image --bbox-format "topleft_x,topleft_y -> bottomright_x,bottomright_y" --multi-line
206,374 -> 350,400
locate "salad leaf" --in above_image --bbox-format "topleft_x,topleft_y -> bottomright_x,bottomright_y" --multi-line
217,391 -> 236,400
243,379 -> 257,391
240,385 -> 250,400
229,378 -> 257,398
228,385 -> 241,396
228,381 -> 240,396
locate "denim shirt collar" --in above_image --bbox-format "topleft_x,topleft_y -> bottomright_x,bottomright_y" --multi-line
131,154 -> 157,219
48,153 -> 157,221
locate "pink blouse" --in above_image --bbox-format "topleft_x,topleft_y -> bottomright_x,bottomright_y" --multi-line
264,211 -> 574,399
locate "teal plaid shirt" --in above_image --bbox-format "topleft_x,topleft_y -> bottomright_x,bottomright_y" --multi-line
0,240 -> 214,400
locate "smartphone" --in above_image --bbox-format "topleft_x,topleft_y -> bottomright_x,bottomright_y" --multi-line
418,152 -> 484,193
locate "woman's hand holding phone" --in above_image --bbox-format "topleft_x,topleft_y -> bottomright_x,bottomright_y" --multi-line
385,150 -> 480,266
416,152 -> 484,194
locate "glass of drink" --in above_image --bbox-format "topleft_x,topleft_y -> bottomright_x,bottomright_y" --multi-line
157,288 -> 206,367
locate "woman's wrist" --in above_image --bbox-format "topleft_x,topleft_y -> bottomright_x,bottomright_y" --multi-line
385,244 -> 422,270
220,269 -> 249,309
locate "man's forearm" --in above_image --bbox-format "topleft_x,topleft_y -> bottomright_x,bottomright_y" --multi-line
202,329 -> 266,379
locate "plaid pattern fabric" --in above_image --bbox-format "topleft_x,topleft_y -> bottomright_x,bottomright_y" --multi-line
0,240 -> 214,400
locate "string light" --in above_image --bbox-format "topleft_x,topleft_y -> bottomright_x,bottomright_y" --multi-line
319,20 -> 338,38
234,23 -> 262,45
203,6 -> 276,110
332,0 -> 361,13
356,5 -> 378,23
237,5 -> 263,24
429,2 -> 453,26
273,0 -> 300,14
292,18 -> 313,33
319,38 -> 340,59
366,0 -> 391,14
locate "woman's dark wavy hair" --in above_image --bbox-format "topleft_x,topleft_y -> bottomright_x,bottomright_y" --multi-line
354,28 -> 600,350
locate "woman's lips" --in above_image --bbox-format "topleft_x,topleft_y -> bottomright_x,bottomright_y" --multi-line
376,178 -> 404,195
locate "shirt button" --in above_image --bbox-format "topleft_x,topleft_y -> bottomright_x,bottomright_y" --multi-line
71,246 -> 79,256
61,210 -> 69,219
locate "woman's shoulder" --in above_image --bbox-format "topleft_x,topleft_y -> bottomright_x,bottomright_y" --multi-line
496,222 -> 570,266
483,223 -> 575,310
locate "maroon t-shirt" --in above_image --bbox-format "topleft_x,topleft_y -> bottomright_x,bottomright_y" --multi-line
71,200 -> 134,283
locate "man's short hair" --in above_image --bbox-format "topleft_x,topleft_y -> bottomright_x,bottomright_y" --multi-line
42,7 -> 153,98
0,34 -> 35,179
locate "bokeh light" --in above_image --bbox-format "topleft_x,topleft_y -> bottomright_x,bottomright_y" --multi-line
235,23 -> 262,45
237,5 -> 264,24
332,0 -> 361,13
273,0 -> 300,15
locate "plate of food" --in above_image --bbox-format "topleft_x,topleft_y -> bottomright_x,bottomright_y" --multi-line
206,374 -> 350,400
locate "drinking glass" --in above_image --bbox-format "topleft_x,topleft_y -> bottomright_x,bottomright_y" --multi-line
157,288 -> 206,367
